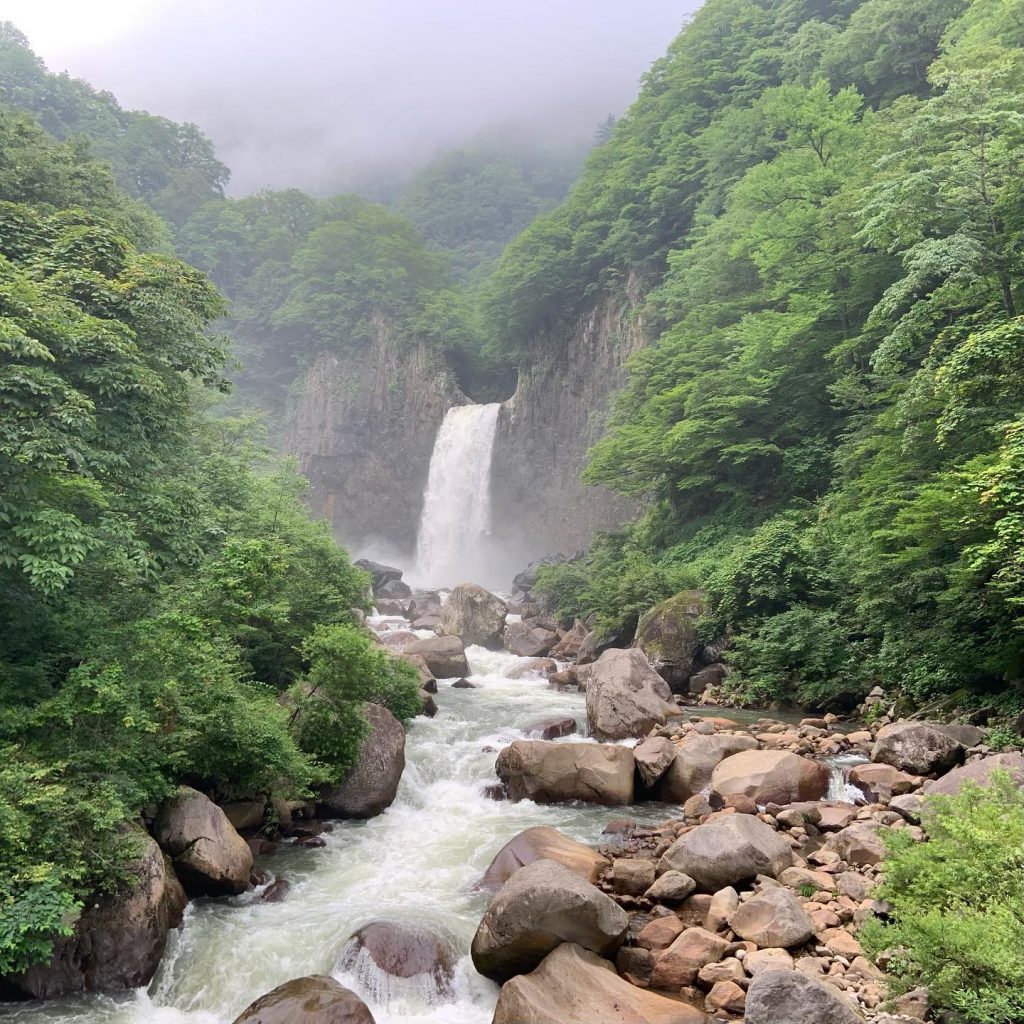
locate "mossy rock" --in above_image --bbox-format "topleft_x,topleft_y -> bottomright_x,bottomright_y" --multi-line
633,590 -> 707,690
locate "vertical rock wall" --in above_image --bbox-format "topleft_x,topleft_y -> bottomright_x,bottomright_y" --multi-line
285,320 -> 467,556
490,282 -> 647,562
285,286 -> 646,573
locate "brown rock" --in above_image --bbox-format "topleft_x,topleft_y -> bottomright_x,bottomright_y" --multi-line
744,948 -> 795,976
403,635 -> 470,678
613,858 -> 657,896
824,824 -> 885,867
231,975 -> 375,1023
847,763 -> 917,802
637,916 -> 686,951
339,922 -> 454,989
4,832 -> 185,999
871,721 -> 963,776
154,787 -> 252,897
728,888 -> 816,949
479,826 -> 608,892
924,752 -> 1024,795
650,927 -> 730,989
437,583 -> 507,648
635,736 -> 678,789
523,716 -> 577,740
318,703 -> 405,819
657,815 -> 793,892
711,750 -> 829,806
492,943 -> 708,1024
586,648 -> 679,741
706,980 -> 746,1013
496,740 -> 634,805
656,734 -> 760,803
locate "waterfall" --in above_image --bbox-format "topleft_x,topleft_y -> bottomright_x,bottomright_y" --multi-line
413,403 -> 501,588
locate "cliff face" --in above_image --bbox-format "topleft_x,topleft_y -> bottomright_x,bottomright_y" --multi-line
285,288 -> 645,575
490,280 -> 647,563
285,321 -> 467,556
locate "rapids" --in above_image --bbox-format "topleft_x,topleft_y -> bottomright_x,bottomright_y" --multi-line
0,644 -> 668,1024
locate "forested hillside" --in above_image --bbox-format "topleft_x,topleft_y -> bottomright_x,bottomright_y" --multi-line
517,0 -> 1024,714
0,108 -> 420,976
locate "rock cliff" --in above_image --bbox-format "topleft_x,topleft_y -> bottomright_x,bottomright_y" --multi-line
490,281 -> 646,560
285,319 -> 467,556
285,286 -> 645,570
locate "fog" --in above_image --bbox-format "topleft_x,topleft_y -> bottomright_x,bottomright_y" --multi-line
16,0 -> 701,196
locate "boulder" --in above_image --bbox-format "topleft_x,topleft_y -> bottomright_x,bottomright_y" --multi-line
633,590 -> 707,689
551,619 -> 589,660
934,723 -> 985,747
871,721 -> 964,775
634,736 -> 678,789
650,927 -> 730,989
418,688 -> 437,717
471,859 -> 628,982
503,621 -> 553,658
586,648 -> 678,741
437,583 -> 507,648
407,590 -> 442,620
824,823 -> 885,866
374,598 -> 409,617
3,832 -> 185,998
645,870 -> 697,903
492,943 -> 708,1024
657,814 -> 793,892
221,800 -> 266,833
375,578 -> 411,601
479,825 -> 609,892
711,750 -> 829,806
523,716 -> 578,740
397,652 -> 435,690
728,888 -> 816,948
339,922 -> 454,989
506,658 -> 558,679
924,751 -> 1024,796
318,703 -> 405,819
354,558 -> 402,591
847,763 -> 918,802
231,975 -> 375,1024
612,859 -> 657,896
403,635 -> 470,678
688,663 -> 727,695
153,787 -> 253,896
745,970 -> 864,1024
656,733 -> 760,803
496,740 -> 634,805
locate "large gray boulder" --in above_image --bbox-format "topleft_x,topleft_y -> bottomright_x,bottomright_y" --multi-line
711,750 -> 830,806
496,740 -> 635,805
479,826 -> 609,892
871,721 -> 964,775
3,832 -> 185,998
728,888 -> 816,948
403,635 -> 470,678
586,648 -> 678,741
318,703 -> 405,819
745,970 -> 864,1024
657,814 -> 793,892
231,975 -> 376,1024
925,752 -> 1024,796
633,590 -> 707,689
437,583 -> 507,648
153,786 -> 253,897
471,859 -> 628,982
656,733 -> 760,802
354,558 -> 402,591
492,943 -> 708,1024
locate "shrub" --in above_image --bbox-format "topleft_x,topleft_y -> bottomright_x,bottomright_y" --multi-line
291,624 -> 421,782
860,773 -> 1024,1024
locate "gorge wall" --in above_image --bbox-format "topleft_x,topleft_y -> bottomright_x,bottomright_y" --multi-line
286,286 -> 647,574
285,320 -> 467,557
490,281 -> 647,564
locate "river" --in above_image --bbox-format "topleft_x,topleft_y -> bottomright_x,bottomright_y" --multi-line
0,640 -> 677,1024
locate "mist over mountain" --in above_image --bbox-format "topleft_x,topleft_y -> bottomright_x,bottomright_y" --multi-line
17,0 -> 698,195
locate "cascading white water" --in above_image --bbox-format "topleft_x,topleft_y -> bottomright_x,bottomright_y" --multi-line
413,404 -> 501,589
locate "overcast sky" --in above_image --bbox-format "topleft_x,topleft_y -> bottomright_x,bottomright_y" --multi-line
6,0 -> 702,195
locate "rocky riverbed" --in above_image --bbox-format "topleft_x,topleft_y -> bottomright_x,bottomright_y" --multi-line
3,573 -> 1021,1024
